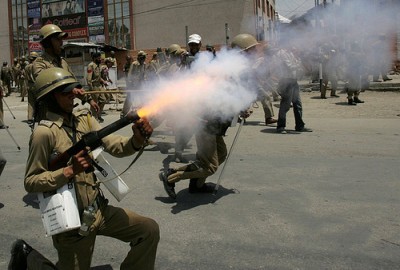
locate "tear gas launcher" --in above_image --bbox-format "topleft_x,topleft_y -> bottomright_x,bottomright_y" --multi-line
49,110 -> 140,171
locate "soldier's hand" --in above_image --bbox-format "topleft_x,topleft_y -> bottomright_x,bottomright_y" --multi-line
90,100 -> 100,114
131,117 -> 153,148
72,87 -> 85,99
63,149 -> 92,178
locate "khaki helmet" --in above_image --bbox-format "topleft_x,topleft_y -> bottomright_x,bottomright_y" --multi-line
137,50 -> 147,57
167,44 -> 181,55
39,24 -> 68,42
29,51 -> 39,60
231,33 -> 259,51
35,68 -> 77,100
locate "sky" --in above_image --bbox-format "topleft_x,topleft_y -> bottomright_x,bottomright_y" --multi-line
275,0 -> 317,19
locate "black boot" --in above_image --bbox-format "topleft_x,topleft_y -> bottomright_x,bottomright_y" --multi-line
353,97 -> 364,103
348,98 -> 357,105
159,169 -> 177,199
8,239 -> 33,270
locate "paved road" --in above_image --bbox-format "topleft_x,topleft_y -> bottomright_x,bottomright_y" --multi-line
0,87 -> 399,269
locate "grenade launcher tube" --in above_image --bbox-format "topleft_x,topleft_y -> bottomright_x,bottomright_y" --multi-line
48,110 -> 140,171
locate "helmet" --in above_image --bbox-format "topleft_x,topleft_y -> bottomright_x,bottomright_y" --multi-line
39,24 -> 68,42
34,68 -> 78,100
231,34 -> 259,51
137,51 -> 147,57
13,58 -> 18,63
173,48 -> 186,56
3,61 -> 7,66
29,51 -> 39,59
104,57 -> 112,64
167,44 -> 181,55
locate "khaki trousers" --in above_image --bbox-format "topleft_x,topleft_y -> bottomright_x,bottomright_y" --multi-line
27,205 -> 159,270
168,128 -> 227,186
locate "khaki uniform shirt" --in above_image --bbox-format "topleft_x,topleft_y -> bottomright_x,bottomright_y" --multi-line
87,61 -> 102,89
33,52 -> 91,105
33,52 -> 73,80
24,110 -> 138,212
127,61 -> 146,89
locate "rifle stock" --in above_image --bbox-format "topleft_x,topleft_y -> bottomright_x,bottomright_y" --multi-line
48,110 -> 140,171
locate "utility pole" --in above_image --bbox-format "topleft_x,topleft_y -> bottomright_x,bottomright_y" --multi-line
225,23 -> 229,46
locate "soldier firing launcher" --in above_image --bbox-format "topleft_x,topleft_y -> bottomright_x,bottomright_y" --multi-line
49,110 -> 141,171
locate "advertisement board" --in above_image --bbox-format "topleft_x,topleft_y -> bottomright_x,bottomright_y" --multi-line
42,0 -> 86,18
42,13 -> 87,31
64,27 -> 89,40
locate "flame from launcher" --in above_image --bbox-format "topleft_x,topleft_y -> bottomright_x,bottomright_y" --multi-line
136,74 -> 212,119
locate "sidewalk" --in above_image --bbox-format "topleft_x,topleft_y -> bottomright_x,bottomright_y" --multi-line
298,73 -> 400,92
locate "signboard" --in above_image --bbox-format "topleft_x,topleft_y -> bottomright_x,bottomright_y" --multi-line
88,0 -> 103,16
29,41 -> 43,52
42,13 -> 87,31
42,0 -> 86,18
64,27 -> 89,40
88,16 -> 104,36
27,0 -> 40,9
28,7 -> 41,18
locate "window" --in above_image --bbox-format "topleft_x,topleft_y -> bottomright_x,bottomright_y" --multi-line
108,0 -> 131,49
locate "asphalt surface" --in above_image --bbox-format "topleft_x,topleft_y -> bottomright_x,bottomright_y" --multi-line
0,78 -> 400,270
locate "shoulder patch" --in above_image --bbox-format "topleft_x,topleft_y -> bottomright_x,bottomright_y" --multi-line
39,120 -> 55,127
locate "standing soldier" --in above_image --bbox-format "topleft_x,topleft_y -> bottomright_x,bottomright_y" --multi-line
25,51 -> 39,128
122,51 -> 147,116
33,23 -> 99,123
146,52 -> 161,82
0,82 -> 5,129
231,35 -> 277,126
87,52 -> 108,122
12,58 -> 21,94
123,55 -> 132,84
101,57 -> 115,102
346,41 -> 365,105
1,61 -> 13,97
109,50 -> 117,69
19,56 -> 28,102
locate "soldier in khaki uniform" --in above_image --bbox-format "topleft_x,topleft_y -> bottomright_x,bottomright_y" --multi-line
122,51 -> 147,116
19,56 -> 28,101
87,52 -> 108,122
8,68 -> 159,270
33,24 -> 99,123
25,52 -> 39,127
12,58 -> 21,94
0,82 -> 5,129
159,34 -> 236,199
1,61 -> 13,96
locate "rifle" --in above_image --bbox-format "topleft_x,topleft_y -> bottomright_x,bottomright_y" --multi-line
49,110 -> 140,171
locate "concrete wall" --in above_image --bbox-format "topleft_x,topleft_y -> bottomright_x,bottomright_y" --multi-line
132,0 -> 257,50
0,2 -> 11,64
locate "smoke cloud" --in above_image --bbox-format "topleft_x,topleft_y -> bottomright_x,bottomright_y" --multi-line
274,0 -> 399,83
133,48 -> 257,127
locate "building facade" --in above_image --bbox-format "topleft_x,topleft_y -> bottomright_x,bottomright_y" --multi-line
2,0 -> 277,63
